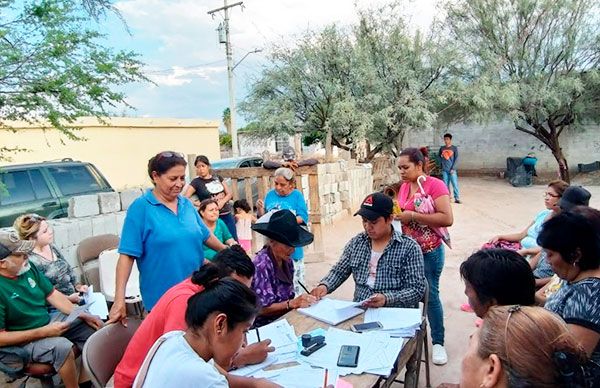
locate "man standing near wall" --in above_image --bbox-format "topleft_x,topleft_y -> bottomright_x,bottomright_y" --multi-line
439,133 -> 461,204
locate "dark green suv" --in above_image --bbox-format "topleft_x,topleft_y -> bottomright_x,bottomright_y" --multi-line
0,159 -> 114,227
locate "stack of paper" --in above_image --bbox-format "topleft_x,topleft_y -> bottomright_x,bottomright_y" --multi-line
299,327 -> 404,377
253,364 -> 339,388
82,286 -> 109,319
364,307 -> 421,337
231,319 -> 298,377
297,298 -> 364,325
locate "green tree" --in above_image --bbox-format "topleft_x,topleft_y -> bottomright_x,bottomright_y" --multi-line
240,25 -> 363,157
240,2 -> 456,160
0,0 -> 147,146
353,4 -> 457,158
444,0 -> 600,182
222,107 -> 231,135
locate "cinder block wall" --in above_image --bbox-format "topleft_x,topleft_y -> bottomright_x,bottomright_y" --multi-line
0,189 -> 144,278
316,161 -> 373,225
404,121 -> 600,175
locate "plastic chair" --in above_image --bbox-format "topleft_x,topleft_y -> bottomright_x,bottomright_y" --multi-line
77,234 -> 120,291
98,249 -> 144,317
82,319 -> 142,387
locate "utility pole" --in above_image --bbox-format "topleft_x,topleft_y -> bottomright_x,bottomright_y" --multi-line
208,1 -> 243,157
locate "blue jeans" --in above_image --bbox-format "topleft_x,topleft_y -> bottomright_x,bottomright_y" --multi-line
220,212 -> 238,241
442,170 -> 460,200
424,245 -> 445,345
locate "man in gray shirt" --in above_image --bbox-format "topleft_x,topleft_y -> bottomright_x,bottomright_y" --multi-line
438,133 -> 460,203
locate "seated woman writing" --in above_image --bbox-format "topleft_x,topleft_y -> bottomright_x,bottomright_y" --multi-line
133,271 -> 278,387
250,210 -> 317,327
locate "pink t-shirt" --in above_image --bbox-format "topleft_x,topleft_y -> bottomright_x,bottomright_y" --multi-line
398,176 -> 449,253
113,278 -> 203,388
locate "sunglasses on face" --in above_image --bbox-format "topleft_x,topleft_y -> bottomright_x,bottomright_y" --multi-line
23,214 -> 45,224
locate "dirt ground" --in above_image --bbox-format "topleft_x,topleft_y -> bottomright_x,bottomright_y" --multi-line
304,176 -> 600,387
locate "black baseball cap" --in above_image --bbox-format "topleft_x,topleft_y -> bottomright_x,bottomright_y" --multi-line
559,186 -> 591,211
354,192 -> 393,221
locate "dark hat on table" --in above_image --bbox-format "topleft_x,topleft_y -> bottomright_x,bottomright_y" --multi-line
559,186 -> 591,211
354,192 -> 393,221
0,231 -> 35,260
252,209 -> 314,247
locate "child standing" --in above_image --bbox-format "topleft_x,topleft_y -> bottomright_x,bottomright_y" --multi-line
233,199 -> 256,254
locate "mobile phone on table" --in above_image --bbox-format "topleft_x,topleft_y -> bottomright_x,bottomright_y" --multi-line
337,345 -> 360,367
350,321 -> 383,333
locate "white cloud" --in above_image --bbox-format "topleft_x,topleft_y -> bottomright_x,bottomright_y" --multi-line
111,0 -> 441,118
148,65 -> 226,87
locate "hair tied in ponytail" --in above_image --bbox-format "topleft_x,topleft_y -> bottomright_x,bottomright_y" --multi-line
553,351 -> 587,387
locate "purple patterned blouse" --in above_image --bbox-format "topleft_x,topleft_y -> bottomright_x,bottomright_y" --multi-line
251,247 -> 295,327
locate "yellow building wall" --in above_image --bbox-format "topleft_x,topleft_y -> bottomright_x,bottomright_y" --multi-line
0,117 -> 220,190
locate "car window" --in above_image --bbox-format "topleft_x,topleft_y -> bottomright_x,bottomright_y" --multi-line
239,161 -> 251,168
47,165 -> 101,195
0,171 -> 36,205
252,159 -> 263,167
211,160 -> 239,169
29,169 -> 53,200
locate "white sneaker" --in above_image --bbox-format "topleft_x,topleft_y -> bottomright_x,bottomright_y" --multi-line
432,344 -> 448,365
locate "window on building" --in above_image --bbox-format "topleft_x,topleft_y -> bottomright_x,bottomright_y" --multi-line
275,136 -> 290,152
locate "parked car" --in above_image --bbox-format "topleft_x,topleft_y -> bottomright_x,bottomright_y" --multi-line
211,156 -> 264,205
0,159 -> 114,227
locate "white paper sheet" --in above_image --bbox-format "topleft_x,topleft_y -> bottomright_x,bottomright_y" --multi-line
364,307 -> 421,337
299,327 -> 404,376
83,286 -> 109,319
297,298 -> 364,325
253,364 -> 339,388
229,355 -> 279,376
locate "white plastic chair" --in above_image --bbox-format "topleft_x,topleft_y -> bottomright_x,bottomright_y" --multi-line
98,249 -> 144,317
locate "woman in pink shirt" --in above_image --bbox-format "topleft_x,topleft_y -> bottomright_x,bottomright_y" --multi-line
396,147 -> 453,366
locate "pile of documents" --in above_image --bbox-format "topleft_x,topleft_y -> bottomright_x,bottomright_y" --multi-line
297,298 -> 364,325
364,307 -> 421,337
253,364 -> 338,388
231,319 -> 298,377
298,327 -> 404,377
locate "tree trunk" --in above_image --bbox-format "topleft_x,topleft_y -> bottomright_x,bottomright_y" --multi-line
551,146 -> 570,183
325,126 -> 333,162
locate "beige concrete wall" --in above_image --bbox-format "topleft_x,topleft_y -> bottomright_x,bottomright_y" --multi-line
0,117 -> 220,189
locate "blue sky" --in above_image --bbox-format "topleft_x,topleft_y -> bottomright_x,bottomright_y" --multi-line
106,0 -> 437,128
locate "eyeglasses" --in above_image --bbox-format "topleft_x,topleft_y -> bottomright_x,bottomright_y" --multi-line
543,192 -> 561,198
155,151 -> 185,160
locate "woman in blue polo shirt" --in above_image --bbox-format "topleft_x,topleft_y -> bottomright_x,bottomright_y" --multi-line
108,151 -> 227,322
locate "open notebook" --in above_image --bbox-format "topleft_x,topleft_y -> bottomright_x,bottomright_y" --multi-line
297,298 -> 364,325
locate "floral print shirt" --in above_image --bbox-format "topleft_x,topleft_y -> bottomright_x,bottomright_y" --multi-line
251,247 -> 295,327
28,245 -> 78,295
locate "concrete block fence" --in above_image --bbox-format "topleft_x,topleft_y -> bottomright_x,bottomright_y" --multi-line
316,161 -> 373,225
0,189 -> 144,277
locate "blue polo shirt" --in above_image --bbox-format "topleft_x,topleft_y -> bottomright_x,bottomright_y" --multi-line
264,189 -> 308,261
119,189 -> 210,310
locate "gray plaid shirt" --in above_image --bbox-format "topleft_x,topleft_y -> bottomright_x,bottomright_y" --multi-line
319,230 -> 425,307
